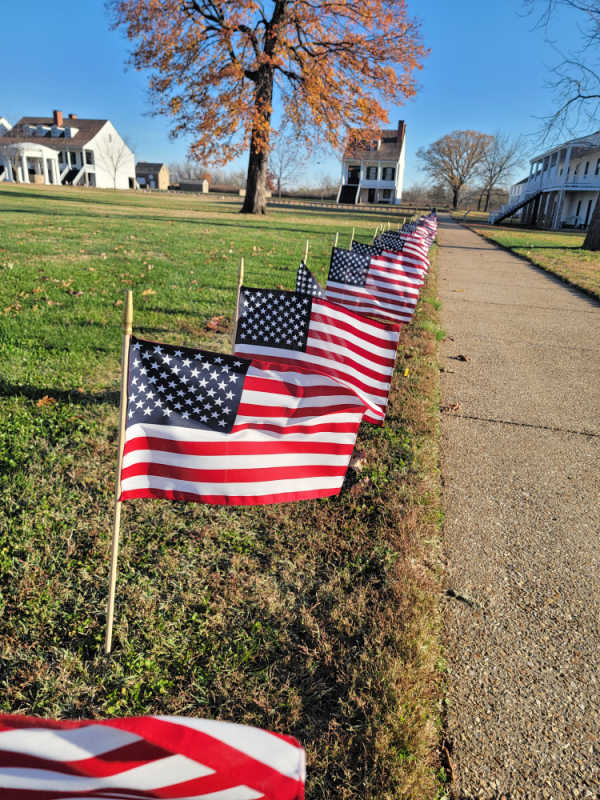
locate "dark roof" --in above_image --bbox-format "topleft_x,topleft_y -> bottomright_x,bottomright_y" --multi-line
136,162 -> 167,173
344,121 -> 406,160
0,116 -> 107,149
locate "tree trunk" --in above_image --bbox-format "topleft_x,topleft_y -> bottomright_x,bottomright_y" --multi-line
484,190 -> 491,212
452,187 -> 459,208
582,199 -> 600,250
241,70 -> 276,214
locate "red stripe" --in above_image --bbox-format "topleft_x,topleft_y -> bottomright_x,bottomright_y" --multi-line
121,485 -> 340,506
304,343 -> 391,391
237,401 -> 364,418
312,297 -> 400,333
241,373 -> 360,399
231,420 -> 360,435
309,309 -> 400,347
124,436 -> 354,457
307,328 -> 396,369
121,462 -> 348,484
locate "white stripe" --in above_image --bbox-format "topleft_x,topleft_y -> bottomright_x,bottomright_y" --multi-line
0,755 -> 213,791
156,717 -> 306,783
306,334 -> 393,386
312,300 -> 399,341
309,319 -> 398,358
123,450 -> 352,471
329,284 -> 414,315
126,423 -> 358,445
121,473 -> 346,497
240,386 -> 369,409
241,346 -> 389,396
62,790 -> 262,800
0,725 -> 141,761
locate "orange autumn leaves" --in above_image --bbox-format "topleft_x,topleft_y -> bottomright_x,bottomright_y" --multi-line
109,0 -> 428,163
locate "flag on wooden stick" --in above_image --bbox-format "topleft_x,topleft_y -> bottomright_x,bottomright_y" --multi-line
0,713 -> 306,799
295,260 -> 325,298
233,287 -> 400,425
325,247 -> 424,325
120,337 -> 368,505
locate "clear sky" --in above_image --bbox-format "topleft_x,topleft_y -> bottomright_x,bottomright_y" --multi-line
0,1 -> 587,188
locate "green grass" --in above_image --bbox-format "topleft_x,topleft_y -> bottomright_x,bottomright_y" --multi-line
0,184 -> 444,798
466,224 -> 600,299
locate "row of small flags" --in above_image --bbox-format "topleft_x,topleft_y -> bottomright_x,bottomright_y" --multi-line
0,213 -> 437,800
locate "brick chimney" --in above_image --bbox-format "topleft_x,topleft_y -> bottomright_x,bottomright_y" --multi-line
68,114 -> 77,120
397,120 -> 406,143
53,110 -> 63,126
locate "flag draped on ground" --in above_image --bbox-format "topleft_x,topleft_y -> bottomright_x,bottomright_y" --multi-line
233,287 -> 400,424
0,714 -> 306,800
119,337 -> 368,505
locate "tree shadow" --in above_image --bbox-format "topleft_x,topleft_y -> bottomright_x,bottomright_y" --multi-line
0,379 -> 119,407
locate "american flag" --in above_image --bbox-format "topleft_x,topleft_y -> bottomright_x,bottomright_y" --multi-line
325,247 -> 424,325
295,261 -> 324,297
0,713 -> 305,800
233,287 -> 400,425
374,235 -> 430,273
120,337 -> 367,505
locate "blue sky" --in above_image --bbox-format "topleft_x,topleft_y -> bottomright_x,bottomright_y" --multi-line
1,1 -> 587,187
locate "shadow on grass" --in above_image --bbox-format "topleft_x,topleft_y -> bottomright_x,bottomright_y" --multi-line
0,379 -> 119,407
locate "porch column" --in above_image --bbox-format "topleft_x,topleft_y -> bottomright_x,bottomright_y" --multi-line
552,189 -> 565,230
21,154 -> 28,182
41,154 -> 49,184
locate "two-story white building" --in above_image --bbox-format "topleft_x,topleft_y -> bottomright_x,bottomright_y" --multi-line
491,130 -> 600,229
0,110 -> 136,190
337,121 -> 406,205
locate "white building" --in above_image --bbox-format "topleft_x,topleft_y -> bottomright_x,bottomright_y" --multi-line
337,121 -> 406,205
491,130 -> 600,229
0,110 -> 135,190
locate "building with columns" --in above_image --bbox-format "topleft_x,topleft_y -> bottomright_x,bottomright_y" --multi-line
491,130 -> 600,229
337,121 -> 406,205
0,110 -> 135,190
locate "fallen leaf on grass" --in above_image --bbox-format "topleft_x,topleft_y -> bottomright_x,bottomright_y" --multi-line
141,288 -> 156,296
36,395 -> 57,407
349,448 -> 368,471
441,402 -> 462,413
206,315 -> 227,331
350,476 -> 372,496
114,299 -> 123,307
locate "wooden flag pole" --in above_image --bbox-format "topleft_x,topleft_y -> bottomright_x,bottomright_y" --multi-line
231,256 -> 244,352
303,239 -> 309,264
350,227 -> 355,246
334,231 -> 339,247
105,289 -> 133,655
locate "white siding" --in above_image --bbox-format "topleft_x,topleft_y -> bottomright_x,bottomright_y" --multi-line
87,121 -> 135,189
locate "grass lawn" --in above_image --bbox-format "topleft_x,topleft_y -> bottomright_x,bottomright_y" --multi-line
466,224 -> 600,300
0,184 -> 445,798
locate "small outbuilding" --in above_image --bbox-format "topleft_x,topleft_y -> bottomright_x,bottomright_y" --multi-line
136,162 -> 169,191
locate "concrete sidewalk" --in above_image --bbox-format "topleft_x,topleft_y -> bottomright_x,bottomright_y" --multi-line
438,216 -> 600,799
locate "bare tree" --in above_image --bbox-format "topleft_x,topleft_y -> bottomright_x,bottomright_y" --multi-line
476,133 -> 525,211
417,130 -> 494,208
269,123 -> 306,197
527,0 -> 600,247
95,137 -> 133,189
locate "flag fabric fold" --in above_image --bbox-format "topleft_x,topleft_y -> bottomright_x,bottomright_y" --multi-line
120,337 -> 368,505
295,261 -> 325,298
234,287 -> 400,425
0,713 -> 306,800
325,246 -> 425,325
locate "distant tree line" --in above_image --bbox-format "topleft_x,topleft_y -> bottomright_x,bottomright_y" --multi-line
417,130 -> 524,210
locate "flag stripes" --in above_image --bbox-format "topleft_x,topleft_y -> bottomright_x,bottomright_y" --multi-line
0,714 -> 305,800
121,359 -> 367,505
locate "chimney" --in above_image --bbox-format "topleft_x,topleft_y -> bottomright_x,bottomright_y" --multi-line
397,120 -> 405,142
68,113 -> 77,120
53,110 -> 63,126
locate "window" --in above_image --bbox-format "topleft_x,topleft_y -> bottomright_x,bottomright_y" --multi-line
85,150 -> 94,165
576,200 -> 582,216
585,161 -> 590,175
595,159 -> 600,175
381,189 -> 392,200
365,166 -> 378,179
551,152 -> 557,166
381,167 -> 395,181
574,163 -> 579,175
